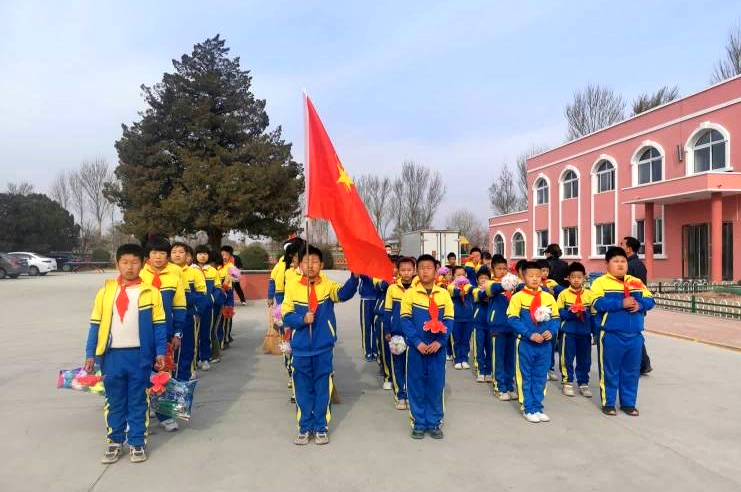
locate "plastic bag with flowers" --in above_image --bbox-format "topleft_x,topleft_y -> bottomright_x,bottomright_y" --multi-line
500,273 -> 520,292
149,372 -> 198,422
272,303 -> 283,328
389,335 -> 407,355
57,367 -> 106,396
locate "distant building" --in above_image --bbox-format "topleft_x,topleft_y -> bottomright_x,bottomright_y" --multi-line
488,76 -> 741,282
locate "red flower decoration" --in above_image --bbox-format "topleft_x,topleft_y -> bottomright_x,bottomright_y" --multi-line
423,319 -> 447,334
77,374 -> 102,386
150,371 -> 171,395
222,306 -> 235,319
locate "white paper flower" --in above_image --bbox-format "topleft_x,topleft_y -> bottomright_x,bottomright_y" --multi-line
534,305 -> 552,323
389,335 -> 407,355
501,273 -> 520,292
279,341 -> 292,354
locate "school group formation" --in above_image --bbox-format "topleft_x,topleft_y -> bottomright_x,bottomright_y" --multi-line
268,241 -> 655,445
84,238 -> 243,464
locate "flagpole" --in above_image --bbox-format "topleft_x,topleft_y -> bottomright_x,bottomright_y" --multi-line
303,91 -> 313,339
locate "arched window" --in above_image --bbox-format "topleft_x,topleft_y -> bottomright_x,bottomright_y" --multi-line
594,160 -> 615,193
512,232 -> 525,257
693,129 -> 727,173
562,169 -> 579,199
535,178 -> 549,205
636,147 -> 662,185
493,234 -> 505,255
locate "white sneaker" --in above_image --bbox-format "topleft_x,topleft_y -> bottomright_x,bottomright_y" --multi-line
461,362 -> 470,370
562,383 -> 575,397
210,357 -> 221,363
523,413 -> 541,423
548,371 -> 559,381
394,399 -> 408,410
454,363 -> 463,370
196,361 -> 203,369
476,374 -> 486,383
508,390 -> 518,400
497,391 -> 511,401
537,412 -> 551,422
201,360 -> 210,371
382,381 -> 393,391
579,385 -> 592,398
446,355 -> 454,361
484,375 -> 493,382
160,419 -> 179,432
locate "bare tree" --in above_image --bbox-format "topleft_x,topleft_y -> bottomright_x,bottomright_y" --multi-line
68,170 -> 87,227
6,182 -> 34,195
49,171 -> 71,210
514,145 -> 548,208
488,164 -> 522,216
79,158 -> 114,237
565,84 -> 625,140
393,161 -> 445,234
711,23 -> 741,83
355,174 -> 393,239
445,209 -> 487,250
631,85 -> 680,115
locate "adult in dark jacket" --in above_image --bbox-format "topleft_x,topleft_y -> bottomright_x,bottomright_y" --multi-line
621,236 -> 653,375
545,244 -> 570,288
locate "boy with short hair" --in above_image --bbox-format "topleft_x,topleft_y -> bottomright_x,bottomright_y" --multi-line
85,244 -> 167,463
401,254 -> 454,439
591,247 -> 655,416
384,256 -> 417,409
170,242 -> 207,381
282,246 -> 358,445
446,252 -> 457,268
482,251 -> 493,270
507,261 -> 560,423
140,237 -> 187,432
219,246 -> 238,346
556,262 -> 594,397
464,247 -> 484,285
471,269 -> 491,383
448,265 -> 475,370
483,256 -> 517,400
537,259 -> 564,381
193,245 -> 217,370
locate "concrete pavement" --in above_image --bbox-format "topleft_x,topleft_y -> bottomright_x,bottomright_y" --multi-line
1,271 -> 741,492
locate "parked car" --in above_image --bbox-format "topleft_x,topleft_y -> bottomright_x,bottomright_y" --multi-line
0,252 -> 29,279
8,252 -> 58,276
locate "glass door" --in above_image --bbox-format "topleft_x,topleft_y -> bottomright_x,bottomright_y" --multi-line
723,222 -> 733,281
682,224 -> 709,279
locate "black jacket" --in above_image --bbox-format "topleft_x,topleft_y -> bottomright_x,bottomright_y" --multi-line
627,254 -> 648,284
548,257 -> 570,288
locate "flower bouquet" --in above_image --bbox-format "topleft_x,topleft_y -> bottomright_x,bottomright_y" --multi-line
57,367 -> 105,396
389,335 -> 407,355
149,372 -> 198,421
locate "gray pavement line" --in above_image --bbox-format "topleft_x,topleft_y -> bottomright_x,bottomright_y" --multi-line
87,463 -> 111,492
645,328 -> 741,353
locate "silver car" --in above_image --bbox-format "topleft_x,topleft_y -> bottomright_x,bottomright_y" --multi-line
8,252 -> 57,276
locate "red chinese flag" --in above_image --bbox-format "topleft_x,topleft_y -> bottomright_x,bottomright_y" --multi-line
305,95 -> 393,282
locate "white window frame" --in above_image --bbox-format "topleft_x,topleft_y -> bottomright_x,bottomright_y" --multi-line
562,226 -> 579,257
561,169 -> 579,200
511,230 -> 526,258
692,130 -> 728,173
493,233 -> 505,256
594,223 -> 615,255
535,230 -> 548,257
593,159 -> 615,193
635,217 -> 664,256
684,122 -> 732,175
635,147 -> 663,185
534,178 -> 549,205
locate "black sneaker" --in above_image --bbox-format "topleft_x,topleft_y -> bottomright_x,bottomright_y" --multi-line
429,427 -> 444,439
411,428 -> 425,439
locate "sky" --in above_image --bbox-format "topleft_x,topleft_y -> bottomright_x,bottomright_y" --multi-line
1,0 -> 739,229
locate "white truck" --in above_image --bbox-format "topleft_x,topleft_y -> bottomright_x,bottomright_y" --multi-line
400,230 -> 461,262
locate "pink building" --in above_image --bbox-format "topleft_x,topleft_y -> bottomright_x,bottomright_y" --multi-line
488,76 -> 741,282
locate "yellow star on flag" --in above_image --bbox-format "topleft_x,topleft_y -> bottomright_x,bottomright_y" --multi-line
336,161 -> 354,192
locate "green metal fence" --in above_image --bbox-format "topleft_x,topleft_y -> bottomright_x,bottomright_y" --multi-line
653,293 -> 741,320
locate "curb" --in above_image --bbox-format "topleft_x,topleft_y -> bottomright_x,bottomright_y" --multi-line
645,328 -> 741,353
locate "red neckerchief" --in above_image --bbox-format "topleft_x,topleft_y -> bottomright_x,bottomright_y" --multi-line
422,288 -> 446,334
116,276 -> 142,322
570,288 -> 585,321
145,261 -> 162,289
614,275 -> 643,298
299,275 -> 320,313
519,287 -> 542,324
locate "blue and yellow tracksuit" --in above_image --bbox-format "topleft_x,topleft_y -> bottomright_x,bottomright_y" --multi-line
282,274 -> 358,433
359,275 -> 379,359
591,274 -> 655,409
384,279 -> 412,402
218,262 -> 237,345
374,279 -> 391,381
484,280 -> 516,393
86,280 -> 167,447
140,262 -> 186,422
556,288 -> 595,386
471,287 -> 491,377
447,282 -> 475,364
401,283 -> 454,431
178,264 -> 207,381
507,288 -> 560,415
194,264 -> 218,363
268,257 -> 287,304
541,278 -> 565,373
464,261 -> 485,286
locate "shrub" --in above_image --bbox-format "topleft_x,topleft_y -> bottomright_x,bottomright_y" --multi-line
240,243 -> 269,270
91,249 -> 110,263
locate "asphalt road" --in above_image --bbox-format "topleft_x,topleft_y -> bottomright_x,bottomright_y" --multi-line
1,271 -> 740,492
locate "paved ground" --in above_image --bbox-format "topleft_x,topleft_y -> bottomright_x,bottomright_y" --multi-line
646,309 -> 741,350
2,271 -> 741,492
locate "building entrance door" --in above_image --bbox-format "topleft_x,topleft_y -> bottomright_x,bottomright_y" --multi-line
723,222 -> 733,281
682,224 -> 709,279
